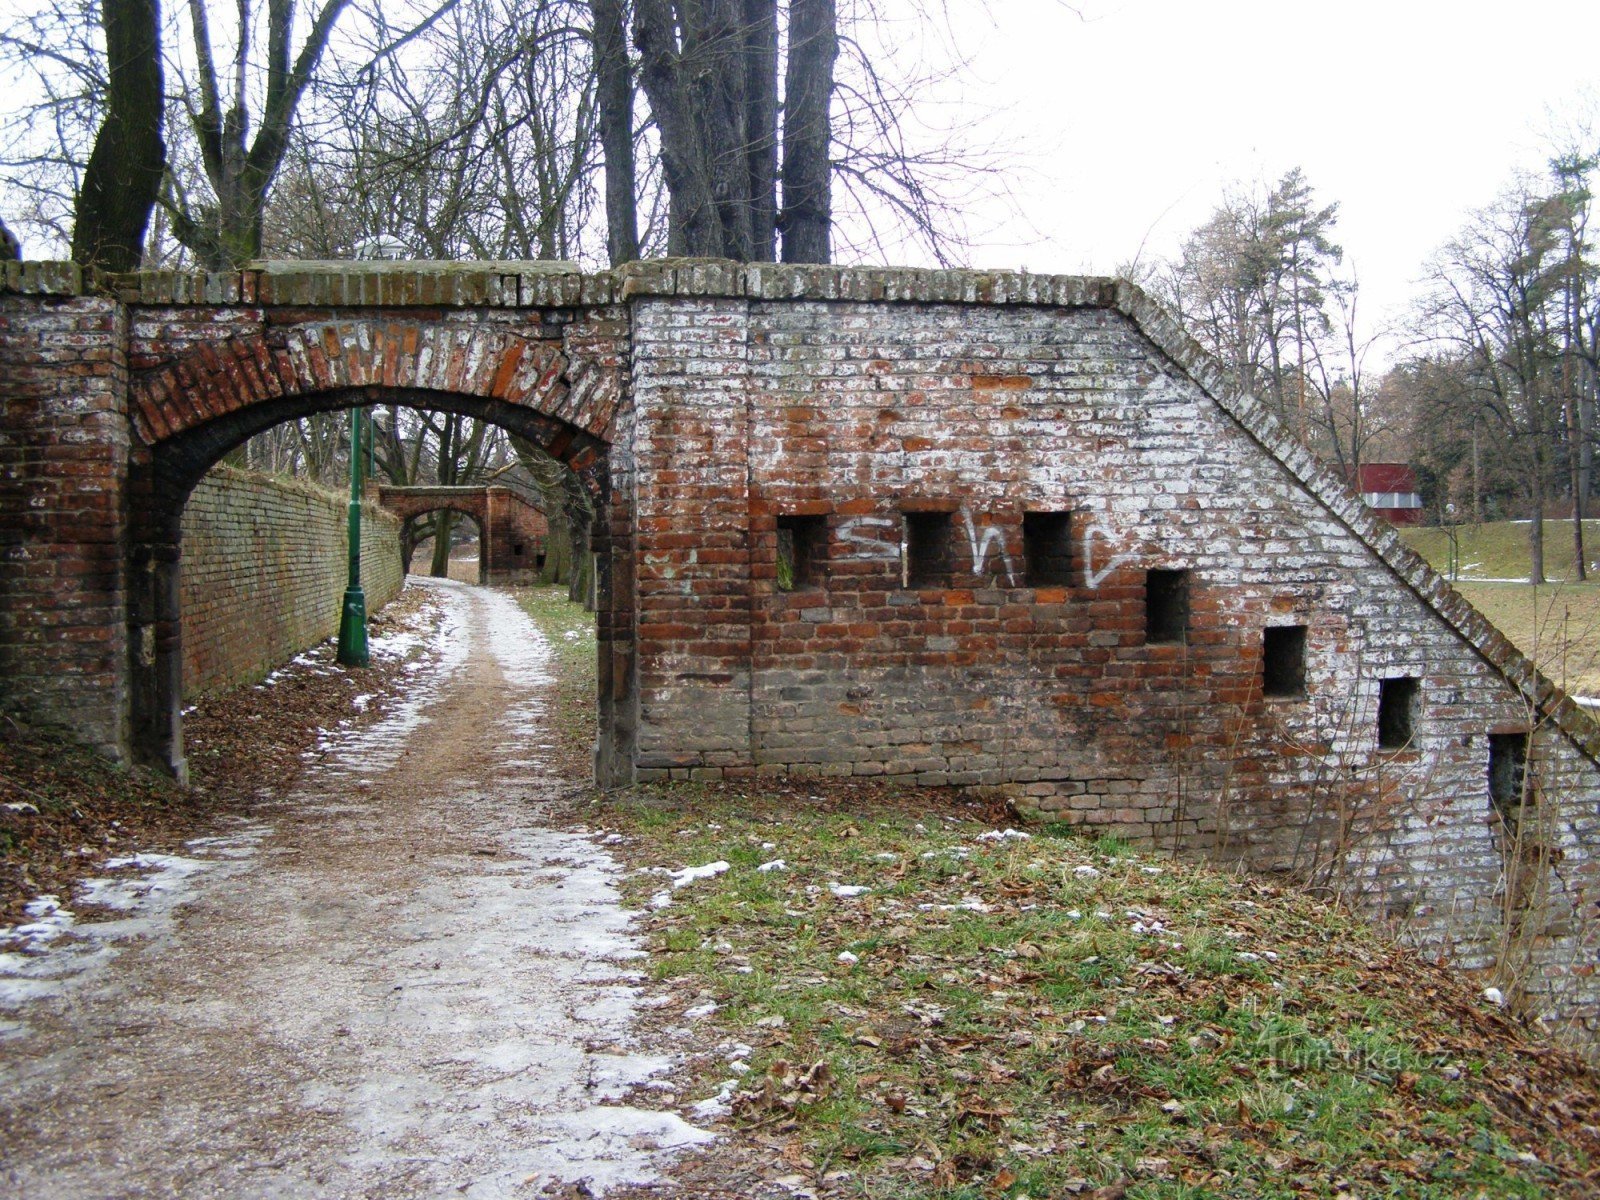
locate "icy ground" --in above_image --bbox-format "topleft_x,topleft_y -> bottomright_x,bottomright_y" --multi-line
0,577 -> 710,1198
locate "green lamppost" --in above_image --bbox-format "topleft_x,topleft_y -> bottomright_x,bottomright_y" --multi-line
336,406 -> 370,666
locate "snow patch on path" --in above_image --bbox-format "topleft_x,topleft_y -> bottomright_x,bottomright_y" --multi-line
0,821 -> 266,1039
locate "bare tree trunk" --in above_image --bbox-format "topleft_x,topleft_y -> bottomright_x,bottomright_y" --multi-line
72,0 -> 165,271
592,0 -> 638,265
430,511 -> 455,578
633,0 -> 724,256
634,0 -> 797,262
1570,383 -> 1587,581
1530,447 -> 1547,585
1473,421 -> 1483,525
743,0 -> 778,262
172,0 -> 350,267
779,0 -> 835,264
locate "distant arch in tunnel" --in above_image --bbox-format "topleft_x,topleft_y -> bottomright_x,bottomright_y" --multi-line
122,319 -> 621,782
399,503 -> 485,582
375,486 -> 551,585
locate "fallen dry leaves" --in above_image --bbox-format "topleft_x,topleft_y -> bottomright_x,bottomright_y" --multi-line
1,583 -> 442,924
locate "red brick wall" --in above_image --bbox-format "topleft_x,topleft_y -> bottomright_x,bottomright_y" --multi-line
0,268 -> 130,757
482,486 -> 550,584
180,465 -> 403,697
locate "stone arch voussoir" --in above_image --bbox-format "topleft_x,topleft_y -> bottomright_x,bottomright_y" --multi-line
128,318 -> 616,453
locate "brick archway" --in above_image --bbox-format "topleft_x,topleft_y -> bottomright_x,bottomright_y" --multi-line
121,318 -> 623,783
129,320 -> 614,502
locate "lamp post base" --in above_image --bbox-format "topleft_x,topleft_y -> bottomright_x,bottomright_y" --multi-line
336,585 -> 369,667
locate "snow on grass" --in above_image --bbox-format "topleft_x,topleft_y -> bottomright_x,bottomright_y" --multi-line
669,861 -> 731,888
976,828 -> 1032,842
595,790 -> 1597,1197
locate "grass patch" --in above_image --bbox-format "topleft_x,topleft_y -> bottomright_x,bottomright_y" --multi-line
590,784 -> 1600,1198
1448,581 -> 1600,696
1401,520 -> 1600,583
1400,523 -> 1600,695
513,584 -> 598,774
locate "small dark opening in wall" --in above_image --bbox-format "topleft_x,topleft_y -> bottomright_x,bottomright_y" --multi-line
1023,511 -> 1072,587
1262,625 -> 1307,697
1377,677 -> 1420,749
513,542 -> 525,557
1145,568 -> 1189,644
904,511 -> 954,588
777,514 -> 827,591
1489,732 -> 1530,816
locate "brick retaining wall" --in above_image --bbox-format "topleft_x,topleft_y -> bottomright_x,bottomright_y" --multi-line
180,465 -> 402,698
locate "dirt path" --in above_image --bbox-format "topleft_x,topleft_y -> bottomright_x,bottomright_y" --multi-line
0,579 -> 710,1199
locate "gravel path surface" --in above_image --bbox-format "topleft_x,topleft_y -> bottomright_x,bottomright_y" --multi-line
0,578 -> 709,1199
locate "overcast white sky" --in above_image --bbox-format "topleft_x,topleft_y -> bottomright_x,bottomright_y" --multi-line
874,0 -> 1600,338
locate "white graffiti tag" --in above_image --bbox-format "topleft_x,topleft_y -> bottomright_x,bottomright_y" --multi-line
1083,521 -> 1134,589
961,510 -> 1016,585
835,515 -> 901,560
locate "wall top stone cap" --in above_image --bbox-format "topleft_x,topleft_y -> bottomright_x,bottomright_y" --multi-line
252,258 -> 583,274
1,256 -> 1121,311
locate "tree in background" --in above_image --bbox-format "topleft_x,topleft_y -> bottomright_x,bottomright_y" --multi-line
71,0 -> 165,270
627,0 -> 835,263
1414,177 -> 1577,583
1146,168 -> 1342,440
167,0 -> 352,267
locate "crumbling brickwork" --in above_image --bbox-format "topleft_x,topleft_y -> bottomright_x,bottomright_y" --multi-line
5,258 -> 1600,1031
181,465 -> 402,697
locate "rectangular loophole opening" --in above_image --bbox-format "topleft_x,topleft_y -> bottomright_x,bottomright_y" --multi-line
1377,677 -> 1420,749
776,514 -> 827,592
1145,568 -> 1189,644
1023,511 -> 1072,587
1261,625 -> 1307,697
904,511 -> 954,588
1489,731 -> 1530,817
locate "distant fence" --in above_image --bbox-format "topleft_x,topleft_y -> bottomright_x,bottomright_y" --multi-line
180,465 -> 403,698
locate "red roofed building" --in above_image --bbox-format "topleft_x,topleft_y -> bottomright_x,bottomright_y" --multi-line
1354,462 -> 1424,525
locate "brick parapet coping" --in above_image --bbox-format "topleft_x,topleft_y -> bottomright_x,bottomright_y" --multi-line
8,256 -> 1595,761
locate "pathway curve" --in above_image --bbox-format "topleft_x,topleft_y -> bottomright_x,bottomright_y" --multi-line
0,578 -> 709,1199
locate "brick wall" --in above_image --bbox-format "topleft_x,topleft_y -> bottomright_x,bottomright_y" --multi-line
180,465 -> 402,697
0,268 -> 129,756
623,289 -> 1600,1031
482,486 -> 550,584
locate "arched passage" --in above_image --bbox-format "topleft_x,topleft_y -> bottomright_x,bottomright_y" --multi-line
122,319 -> 624,782
402,505 -> 485,581
375,486 -> 551,585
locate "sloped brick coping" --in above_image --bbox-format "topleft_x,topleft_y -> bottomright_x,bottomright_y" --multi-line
5,256 -> 1590,766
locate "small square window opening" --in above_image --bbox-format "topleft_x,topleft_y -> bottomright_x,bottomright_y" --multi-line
1262,625 -> 1308,697
1489,731 -> 1530,816
904,511 -> 954,588
776,514 -> 827,592
1023,511 -> 1072,587
1377,677 -> 1420,749
1145,568 -> 1189,644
